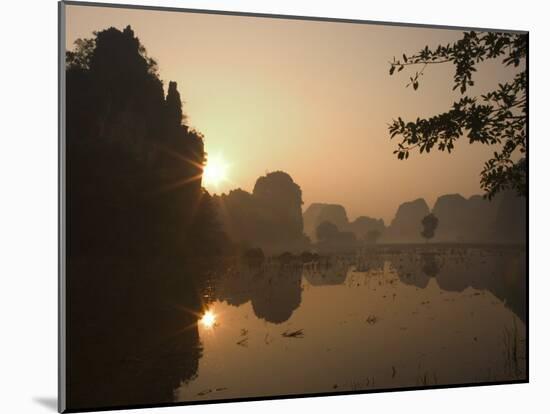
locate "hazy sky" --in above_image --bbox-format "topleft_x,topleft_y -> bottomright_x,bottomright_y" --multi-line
65,4 -> 522,223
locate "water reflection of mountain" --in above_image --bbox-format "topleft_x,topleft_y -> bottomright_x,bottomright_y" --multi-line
302,260 -> 350,286
67,259 -> 204,410
214,262 -> 303,324
385,247 -> 526,322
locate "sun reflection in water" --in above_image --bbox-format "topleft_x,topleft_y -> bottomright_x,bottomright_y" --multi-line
200,310 -> 217,329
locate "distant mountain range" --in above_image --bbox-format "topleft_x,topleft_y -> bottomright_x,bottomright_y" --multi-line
303,191 -> 526,244
214,169 -> 526,253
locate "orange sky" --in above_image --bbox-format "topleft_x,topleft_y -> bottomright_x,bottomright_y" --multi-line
65,4 -> 523,222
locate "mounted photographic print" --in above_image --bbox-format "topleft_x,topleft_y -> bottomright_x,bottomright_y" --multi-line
58,1 -> 528,412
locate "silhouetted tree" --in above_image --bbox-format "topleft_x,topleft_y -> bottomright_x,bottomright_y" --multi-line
421,213 -> 439,242
388,32 -> 527,199
316,221 -> 339,241
165,81 -> 186,127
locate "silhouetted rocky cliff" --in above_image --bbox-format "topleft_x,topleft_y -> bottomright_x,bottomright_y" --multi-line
349,216 -> 386,241
431,194 -> 499,242
492,191 -> 527,242
382,198 -> 430,243
303,203 -> 386,242
378,191 -> 525,244
66,26 -> 223,257
214,171 -> 309,253
430,192 -> 525,243
303,203 -> 349,241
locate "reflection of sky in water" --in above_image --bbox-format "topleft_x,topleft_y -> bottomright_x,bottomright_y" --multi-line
176,247 -> 526,402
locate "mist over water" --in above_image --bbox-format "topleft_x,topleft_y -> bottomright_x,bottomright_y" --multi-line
175,245 -> 526,402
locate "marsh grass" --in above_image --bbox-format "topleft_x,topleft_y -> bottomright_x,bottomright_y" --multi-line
417,372 -> 438,386
502,316 -> 524,379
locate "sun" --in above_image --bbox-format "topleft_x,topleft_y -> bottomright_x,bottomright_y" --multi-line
202,154 -> 229,188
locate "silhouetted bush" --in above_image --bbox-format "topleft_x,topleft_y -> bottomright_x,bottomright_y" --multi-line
421,213 -> 439,242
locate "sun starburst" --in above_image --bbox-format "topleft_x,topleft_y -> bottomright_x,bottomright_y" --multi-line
203,154 -> 229,189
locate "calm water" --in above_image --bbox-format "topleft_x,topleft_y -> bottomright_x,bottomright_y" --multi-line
175,245 -> 526,402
